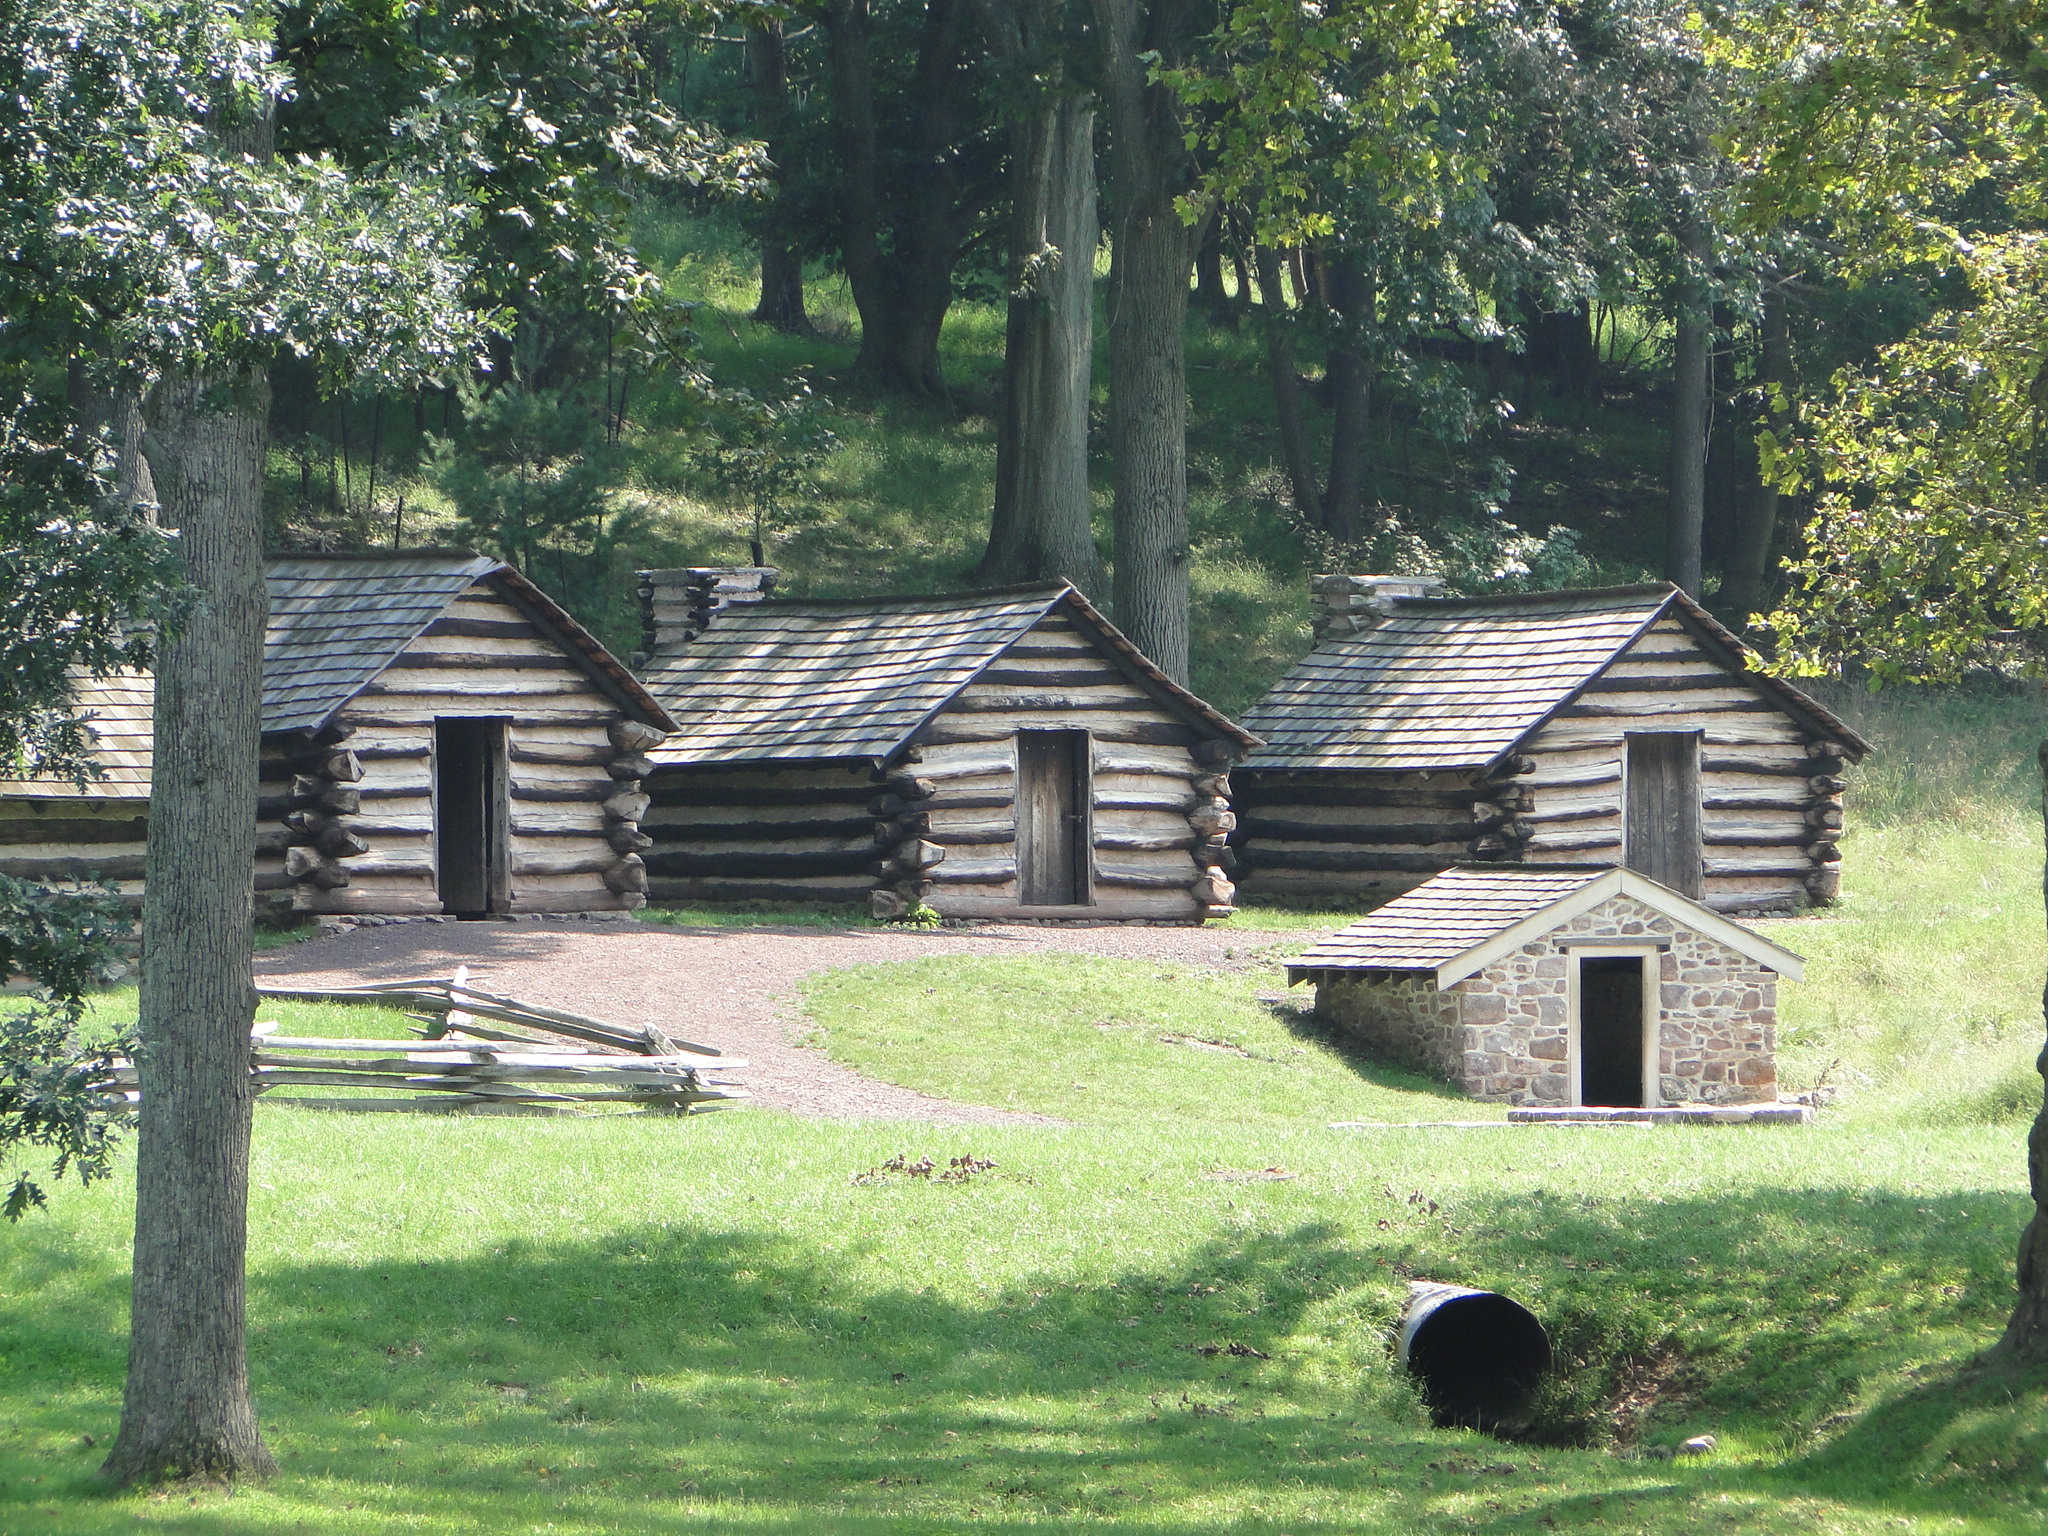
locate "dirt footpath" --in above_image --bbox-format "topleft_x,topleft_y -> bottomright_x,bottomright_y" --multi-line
254,920 -> 1305,1124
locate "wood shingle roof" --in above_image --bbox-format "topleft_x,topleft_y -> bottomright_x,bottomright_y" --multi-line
1241,583 -> 1867,773
1285,865 -> 1804,986
640,585 -> 1257,768
2,552 -> 671,800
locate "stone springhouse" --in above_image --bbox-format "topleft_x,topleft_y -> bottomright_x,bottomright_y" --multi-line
1286,865 -> 1803,1107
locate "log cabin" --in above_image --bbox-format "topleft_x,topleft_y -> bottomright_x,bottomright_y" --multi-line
1286,864 -> 1804,1107
1234,576 -> 1870,916
632,569 -> 1260,921
0,551 -> 675,918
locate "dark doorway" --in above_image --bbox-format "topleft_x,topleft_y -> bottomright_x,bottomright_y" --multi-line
435,717 -> 509,917
1577,955 -> 1646,1107
1625,730 -> 1702,896
1017,729 -> 1090,906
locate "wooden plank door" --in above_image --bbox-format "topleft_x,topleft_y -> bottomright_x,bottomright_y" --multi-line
1624,731 -> 1702,897
435,717 -> 510,916
1017,730 -> 1091,906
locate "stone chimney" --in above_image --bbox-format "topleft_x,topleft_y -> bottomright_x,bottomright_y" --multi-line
1310,573 -> 1446,643
635,566 -> 778,663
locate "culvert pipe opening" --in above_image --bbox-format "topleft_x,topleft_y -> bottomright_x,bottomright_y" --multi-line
1398,1282 -> 1552,1434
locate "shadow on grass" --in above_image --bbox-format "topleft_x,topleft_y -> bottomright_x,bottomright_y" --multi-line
0,1181 -> 2035,1530
1264,996 -> 1473,1105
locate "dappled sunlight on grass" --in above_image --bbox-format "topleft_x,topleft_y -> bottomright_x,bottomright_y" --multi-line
0,1110 -> 2031,1531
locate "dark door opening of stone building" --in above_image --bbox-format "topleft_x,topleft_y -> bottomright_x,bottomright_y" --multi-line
436,717 -> 509,918
1625,730 -> 1703,896
1577,954 -> 1647,1107
1018,729 -> 1091,906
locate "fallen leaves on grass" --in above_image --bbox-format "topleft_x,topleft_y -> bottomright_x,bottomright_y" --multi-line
1205,1166 -> 1296,1182
852,1153 -> 1009,1185
1194,1341 -> 1271,1359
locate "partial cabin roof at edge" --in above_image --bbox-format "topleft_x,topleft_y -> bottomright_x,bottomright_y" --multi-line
1241,582 -> 1869,774
0,550 -> 673,801
638,583 -> 1260,769
1284,865 -> 1805,989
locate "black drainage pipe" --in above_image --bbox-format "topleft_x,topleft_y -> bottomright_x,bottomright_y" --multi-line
1398,1281 -> 1552,1434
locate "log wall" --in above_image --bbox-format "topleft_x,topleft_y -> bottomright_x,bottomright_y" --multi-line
1229,770 -> 1490,907
1234,616 -> 1848,916
639,612 -> 1241,921
273,579 -> 652,916
1506,615 -> 1845,914
0,795 -> 154,903
641,761 -> 881,905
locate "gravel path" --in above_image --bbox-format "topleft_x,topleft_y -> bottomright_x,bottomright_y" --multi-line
254,919 -> 1305,1124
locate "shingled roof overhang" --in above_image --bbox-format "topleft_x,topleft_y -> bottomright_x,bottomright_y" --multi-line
639,583 -> 1259,770
1284,865 -> 1805,989
263,549 -> 674,736
1240,582 -> 1869,775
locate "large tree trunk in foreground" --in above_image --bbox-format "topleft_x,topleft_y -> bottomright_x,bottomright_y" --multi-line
976,93 -> 1101,594
747,20 -> 811,335
1665,220 -> 1711,598
1992,741 -> 2048,1366
1094,0 -> 1196,684
101,369 -> 275,1487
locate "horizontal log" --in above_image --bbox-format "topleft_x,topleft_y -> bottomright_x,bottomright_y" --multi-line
609,753 -> 656,780
0,816 -> 149,845
509,743 -> 613,768
423,616 -> 543,640
927,860 -> 1016,884
1578,672 -> 1744,693
976,666 -> 1126,689
927,827 -> 1016,847
1521,831 -> 1622,853
0,853 -> 149,880
338,709 -> 616,730
1238,816 -> 1471,846
1520,802 -> 1616,826
644,878 -> 870,905
643,849 -> 876,878
645,782 -> 877,809
1094,865 -> 1203,890
1094,830 -> 1199,853
378,651 -> 579,672
1230,783 -> 1477,811
918,720 -> 1198,749
1556,699 -> 1779,719
1700,754 -> 1814,778
645,816 -> 872,843
1236,848 -> 1452,875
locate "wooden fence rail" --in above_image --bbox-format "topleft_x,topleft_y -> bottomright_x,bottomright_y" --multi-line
104,972 -> 746,1116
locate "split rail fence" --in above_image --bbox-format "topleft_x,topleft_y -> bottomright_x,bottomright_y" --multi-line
105,972 -> 746,1116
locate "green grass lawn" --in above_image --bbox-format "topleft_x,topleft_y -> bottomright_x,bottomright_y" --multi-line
6,693 -> 2048,1531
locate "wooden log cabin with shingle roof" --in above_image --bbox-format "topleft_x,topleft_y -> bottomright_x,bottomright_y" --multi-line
1232,576 -> 1870,916
632,569 -> 1259,921
0,552 -> 675,918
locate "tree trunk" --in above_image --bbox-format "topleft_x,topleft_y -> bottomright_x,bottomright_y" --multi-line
1094,0 -> 1195,683
1193,210 -> 1230,321
747,20 -> 810,335
976,93 -> 1102,593
1666,220 -> 1711,597
1992,740 -> 2048,1366
1721,281 -> 1790,623
1256,248 -> 1322,529
100,369 -> 275,1487
1319,254 -> 1374,545
825,0 -> 966,396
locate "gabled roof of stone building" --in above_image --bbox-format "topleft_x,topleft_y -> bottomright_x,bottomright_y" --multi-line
1285,865 -> 1804,987
637,584 -> 1257,768
0,552 -> 671,801
1242,583 -> 1868,774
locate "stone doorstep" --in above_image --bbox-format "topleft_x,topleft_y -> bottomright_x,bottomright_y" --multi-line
1507,1104 -> 1813,1126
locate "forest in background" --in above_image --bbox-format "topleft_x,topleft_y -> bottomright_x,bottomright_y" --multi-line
214,0 -> 1989,716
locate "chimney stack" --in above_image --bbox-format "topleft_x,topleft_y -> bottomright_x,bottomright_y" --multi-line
1310,573 -> 1446,644
635,566 -> 778,663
